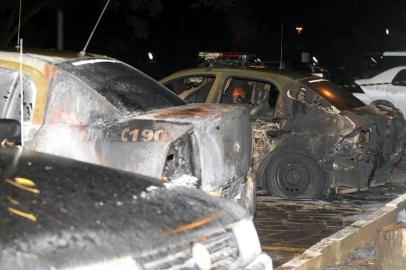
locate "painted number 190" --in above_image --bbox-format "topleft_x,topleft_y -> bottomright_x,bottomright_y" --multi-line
121,128 -> 167,142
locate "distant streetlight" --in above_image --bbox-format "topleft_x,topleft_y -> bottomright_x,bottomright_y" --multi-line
295,26 -> 303,34
148,52 -> 154,60
385,28 -> 390,35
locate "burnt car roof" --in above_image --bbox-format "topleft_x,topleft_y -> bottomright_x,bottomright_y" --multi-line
0,49 -> 106,64
0,147 -> 244,269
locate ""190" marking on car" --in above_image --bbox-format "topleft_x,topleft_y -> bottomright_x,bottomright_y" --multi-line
121,128 -> 168,142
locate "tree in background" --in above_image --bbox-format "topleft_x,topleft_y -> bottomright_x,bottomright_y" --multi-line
0,0 -> 163,49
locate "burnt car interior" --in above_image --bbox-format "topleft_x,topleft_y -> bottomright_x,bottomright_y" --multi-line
161,52 -> 406,200
220,77 -> 280,117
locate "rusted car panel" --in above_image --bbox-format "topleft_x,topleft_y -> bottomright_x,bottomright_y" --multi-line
161,67 -> 405,198
0,146 -> 272,270
0,51 -> 255,213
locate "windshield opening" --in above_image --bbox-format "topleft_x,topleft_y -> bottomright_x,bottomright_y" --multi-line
57,59 -> 186,114
303,78 -> 365,111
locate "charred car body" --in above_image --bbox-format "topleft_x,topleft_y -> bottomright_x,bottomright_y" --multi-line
161,53 -> 405,199
0,50 -> 255,213
0,144 -> 272,269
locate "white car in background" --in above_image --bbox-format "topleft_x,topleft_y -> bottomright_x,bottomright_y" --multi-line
354,66 -> 406,116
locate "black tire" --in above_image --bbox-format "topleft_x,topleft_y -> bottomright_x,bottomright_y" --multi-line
265,153 -> 324,199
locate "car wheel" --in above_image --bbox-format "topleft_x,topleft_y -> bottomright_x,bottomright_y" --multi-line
265,153 -> 324,199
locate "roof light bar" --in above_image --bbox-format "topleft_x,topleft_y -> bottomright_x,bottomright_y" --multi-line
198,52 -> 259,68
198,51 -> 257,61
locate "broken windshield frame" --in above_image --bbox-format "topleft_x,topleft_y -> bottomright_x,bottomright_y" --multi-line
57,59 -> 186,114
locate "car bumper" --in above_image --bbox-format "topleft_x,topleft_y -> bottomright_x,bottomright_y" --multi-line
325,125 -> 379,189
218,170 -> 256,215
331,153 -> 375,189
244,252 -> 274,270
370,152 -> 403,186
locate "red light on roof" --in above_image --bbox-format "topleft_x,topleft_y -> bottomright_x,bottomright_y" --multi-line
198,51 -> 256,60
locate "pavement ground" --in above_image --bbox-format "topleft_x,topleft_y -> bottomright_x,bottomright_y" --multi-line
254,159 -> 406,268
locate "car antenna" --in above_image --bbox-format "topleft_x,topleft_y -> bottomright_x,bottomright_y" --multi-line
18,38 -> 24,146
279,21 -> 283,70
16,0 -> 24,145
80,0 -> 111,56
16,0 -> 23,48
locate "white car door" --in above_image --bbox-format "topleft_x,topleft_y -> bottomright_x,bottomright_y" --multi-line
387,69 -> 406,115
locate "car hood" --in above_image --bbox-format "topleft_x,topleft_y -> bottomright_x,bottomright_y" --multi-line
344,104 -> 402,133
29,104 -> 252,192
338,106 -> 378,135
342,104 -> 405,153
0,147 -> 246,270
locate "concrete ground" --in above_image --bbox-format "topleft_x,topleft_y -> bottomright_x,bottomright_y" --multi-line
254,159 -> 406,268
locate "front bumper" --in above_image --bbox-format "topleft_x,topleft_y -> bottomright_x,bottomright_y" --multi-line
370,151 -> 402,186
218,170 -> 256,215
324,125 -> 379,189
244,253 -> 273,270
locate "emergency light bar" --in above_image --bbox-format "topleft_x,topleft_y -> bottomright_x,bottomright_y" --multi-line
198,52 -> 257,61
198,52 -> 260,67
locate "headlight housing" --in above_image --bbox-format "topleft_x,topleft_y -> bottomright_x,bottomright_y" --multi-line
337,125 -> 377,155
163,135 -> 200,187
230,219 -> 262,262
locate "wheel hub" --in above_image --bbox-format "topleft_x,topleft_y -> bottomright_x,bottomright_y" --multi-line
277,162 -> 310,196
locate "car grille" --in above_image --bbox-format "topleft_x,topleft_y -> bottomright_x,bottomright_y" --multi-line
138,230 -> 239,270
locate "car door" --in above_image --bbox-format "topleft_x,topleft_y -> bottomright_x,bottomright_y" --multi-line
388,69 -> 406,113
218,76 -> 284,168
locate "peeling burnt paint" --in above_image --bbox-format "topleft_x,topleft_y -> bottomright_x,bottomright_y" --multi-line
252,119 -> 281,172
162,68 -> 406,198
253,78 -> 405,196
0,52 -> 256,214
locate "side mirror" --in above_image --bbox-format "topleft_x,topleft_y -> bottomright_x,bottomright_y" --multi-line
0,119 -> 21,145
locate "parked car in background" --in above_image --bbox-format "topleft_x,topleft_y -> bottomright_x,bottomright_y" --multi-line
0,50 -> 255,214
355,65 -> 406,116
0,144 -> 272,269
161,52 -> 405,199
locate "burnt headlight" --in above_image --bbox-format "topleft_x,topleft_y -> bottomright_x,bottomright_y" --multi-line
338,132 -> 359,154
359,129 -> 371,145
163,135 -> 199,187
338,127 -> 374,155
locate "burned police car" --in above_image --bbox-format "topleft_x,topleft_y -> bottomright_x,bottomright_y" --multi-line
0,142 -> 272,269
161,52 -> 405,199
0,50 -> 255,214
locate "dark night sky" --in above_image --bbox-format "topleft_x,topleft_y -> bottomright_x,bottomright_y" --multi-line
12,0 -> 406,78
